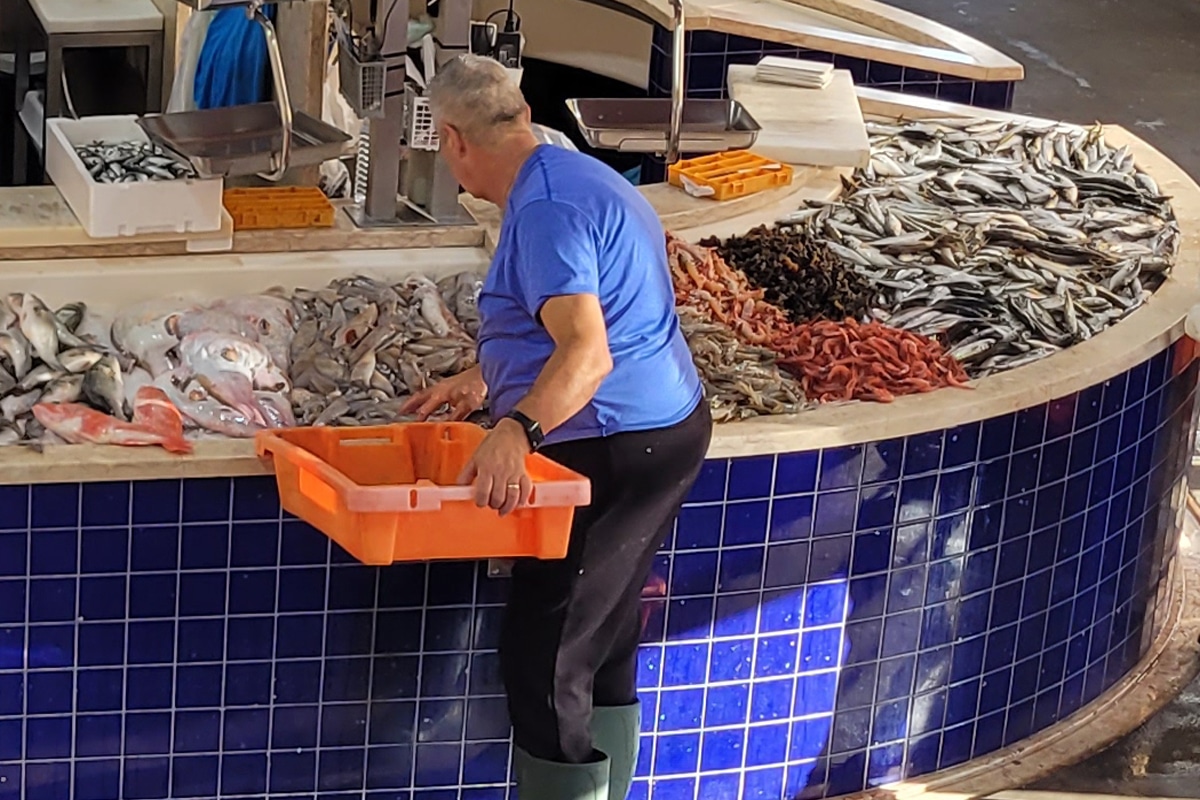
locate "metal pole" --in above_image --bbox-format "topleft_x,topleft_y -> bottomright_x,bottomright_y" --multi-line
666,0 -> 685,164
251,1 -> 294,181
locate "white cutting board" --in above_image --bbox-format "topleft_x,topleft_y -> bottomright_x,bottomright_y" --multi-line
727,64 -> 870,169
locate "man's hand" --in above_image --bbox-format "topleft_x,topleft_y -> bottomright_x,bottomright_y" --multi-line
401,366 -> 487,421
457,418 -> 533,516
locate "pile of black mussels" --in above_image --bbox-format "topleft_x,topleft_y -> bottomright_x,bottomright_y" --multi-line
699,226 -> 878,324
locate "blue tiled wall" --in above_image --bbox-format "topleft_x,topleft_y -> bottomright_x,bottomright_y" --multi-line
1,342 -> 1195,800
641,27 -> 1016,182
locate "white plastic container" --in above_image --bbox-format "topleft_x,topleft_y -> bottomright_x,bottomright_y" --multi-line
45,115 -> 224,239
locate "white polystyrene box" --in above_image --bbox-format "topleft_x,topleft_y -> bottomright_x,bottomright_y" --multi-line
45,115 -> 224,239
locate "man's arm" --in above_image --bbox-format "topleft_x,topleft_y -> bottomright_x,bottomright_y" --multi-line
504,294 -> 612,436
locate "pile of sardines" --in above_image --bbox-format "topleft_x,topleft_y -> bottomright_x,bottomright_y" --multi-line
75,140 -> 197,184
773,117 -> 1179,377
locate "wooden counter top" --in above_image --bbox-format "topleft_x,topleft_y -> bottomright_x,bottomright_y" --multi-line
0,92 -> 1195,483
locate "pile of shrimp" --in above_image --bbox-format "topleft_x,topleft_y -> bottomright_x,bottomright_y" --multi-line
667,234 -> 972,404
775,319 -> 971,403
667,233 -> 791,346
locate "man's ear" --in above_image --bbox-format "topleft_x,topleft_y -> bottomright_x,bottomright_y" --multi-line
443,124 -> 468,157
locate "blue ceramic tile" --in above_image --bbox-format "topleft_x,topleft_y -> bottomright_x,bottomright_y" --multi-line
26,670 -> 73,714
814,490 -> 858,536
723,501 -> 769,545
326,611 -> 375,656
719,545 -> 763,593
76,668 -> 124,712
980,415 -> 1016,460
937,469 -> 974,516
81,482 -> 131,528
30,578 -> 76,623
29,529 -> 75,575
898,476 -> 936,523
671,551 -> 718,596
172,755 -> 220,798
127,666 -> 174,710
173,665 -> 222,708
76,623 -> 127,666
31,483 -> 79,529
131,480 -> 180,525
905,432 -> 943,476
79,527 -> 128,574
0,485 -> 29,530
675,505 -> 722,550
772,453 -> 820,496
130,573 -> 177,618
700,728 -> 744,770
770,495 -> 813,541
177,618 -> 225,663
728,456 -> 774,500
704,683 -> 749,727
175,709 -> 222,752
751,678 -> 793,722
23,763 -> 68,800
663,643 -> 709,686
763,541 -> 808,589
182,479 -> 232,523
178,571 -> 226,617
130,525 -> 180,572
227,616 -> 274,662
808,535 -> 851,583
914,646 -> 952,693
852,530 -> 891,575
225,662 -> 272,706
850,574 -> 886,620
125,712 -> 171,755
76,713 -> 122,757
820,446 -> 864,490
279,567 -> 328,612
865,438 -> 904,483
228,569 -> 276,614
666,596 -> 713,640
230,522 -> 279,568
858,484 -> 897,529
221,751 -> 269,795
427,562 -> 476,606
658,688 -> 704,731
687,460 -> 727,503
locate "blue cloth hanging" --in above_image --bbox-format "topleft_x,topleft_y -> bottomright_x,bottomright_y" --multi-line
193,5 -> 277,110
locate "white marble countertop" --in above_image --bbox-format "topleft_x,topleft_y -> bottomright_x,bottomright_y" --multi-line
31,0 -> 163,34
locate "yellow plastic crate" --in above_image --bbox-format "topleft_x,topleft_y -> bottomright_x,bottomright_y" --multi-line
668,150 -> 793,201
223,187 -> 336,231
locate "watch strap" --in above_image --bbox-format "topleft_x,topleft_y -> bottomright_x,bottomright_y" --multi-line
505,410 -> 544,451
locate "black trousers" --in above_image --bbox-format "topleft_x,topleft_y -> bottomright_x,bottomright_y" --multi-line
501,400 -> 713,763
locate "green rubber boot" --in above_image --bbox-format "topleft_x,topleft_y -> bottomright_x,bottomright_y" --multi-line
514,746 -> 610,800
591,703 -> 641,800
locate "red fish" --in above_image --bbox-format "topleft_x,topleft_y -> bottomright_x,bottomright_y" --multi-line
32,392 -> 193,454
131,386 -> 187,438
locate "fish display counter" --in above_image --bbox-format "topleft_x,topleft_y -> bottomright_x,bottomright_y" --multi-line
2,90 -> 1200,800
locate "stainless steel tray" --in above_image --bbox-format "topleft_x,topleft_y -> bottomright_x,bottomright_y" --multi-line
138,104 -> 354,179
565,98 -> 760,154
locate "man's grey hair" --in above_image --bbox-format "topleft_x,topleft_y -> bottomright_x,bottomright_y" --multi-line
427,55 -> 528,145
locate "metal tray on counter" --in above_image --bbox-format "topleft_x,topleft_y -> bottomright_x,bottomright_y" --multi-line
565,98 -> 760,154
138,104 -> 354,179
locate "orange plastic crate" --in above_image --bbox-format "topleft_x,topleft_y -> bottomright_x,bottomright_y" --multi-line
256,423 -> 591,565
223,186 -> 336,230
668,150 -> 794,201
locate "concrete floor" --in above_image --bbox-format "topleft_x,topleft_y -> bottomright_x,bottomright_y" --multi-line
887,0 -> 1200,180
880,1 -> 1200,793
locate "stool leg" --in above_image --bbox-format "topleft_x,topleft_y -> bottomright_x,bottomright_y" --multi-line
41,40 -> 66,184
145,36 -> 164,114
13,39 -> 29,185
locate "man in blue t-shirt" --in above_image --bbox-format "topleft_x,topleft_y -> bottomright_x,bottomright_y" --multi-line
403,55 -> 711,800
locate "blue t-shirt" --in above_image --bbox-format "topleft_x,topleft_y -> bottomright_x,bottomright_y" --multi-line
477,145 -> 703,445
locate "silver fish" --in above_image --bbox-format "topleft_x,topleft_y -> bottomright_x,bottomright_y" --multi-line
83,356 -> 127,420
18,294 -> 61,370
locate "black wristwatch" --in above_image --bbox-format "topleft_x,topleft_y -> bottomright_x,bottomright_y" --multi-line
504,410 -> 545,452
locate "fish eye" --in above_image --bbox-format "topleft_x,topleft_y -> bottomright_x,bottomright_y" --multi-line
221,347 -> 238,361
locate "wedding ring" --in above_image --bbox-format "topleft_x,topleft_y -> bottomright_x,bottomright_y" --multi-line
506,483 -> 521,491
